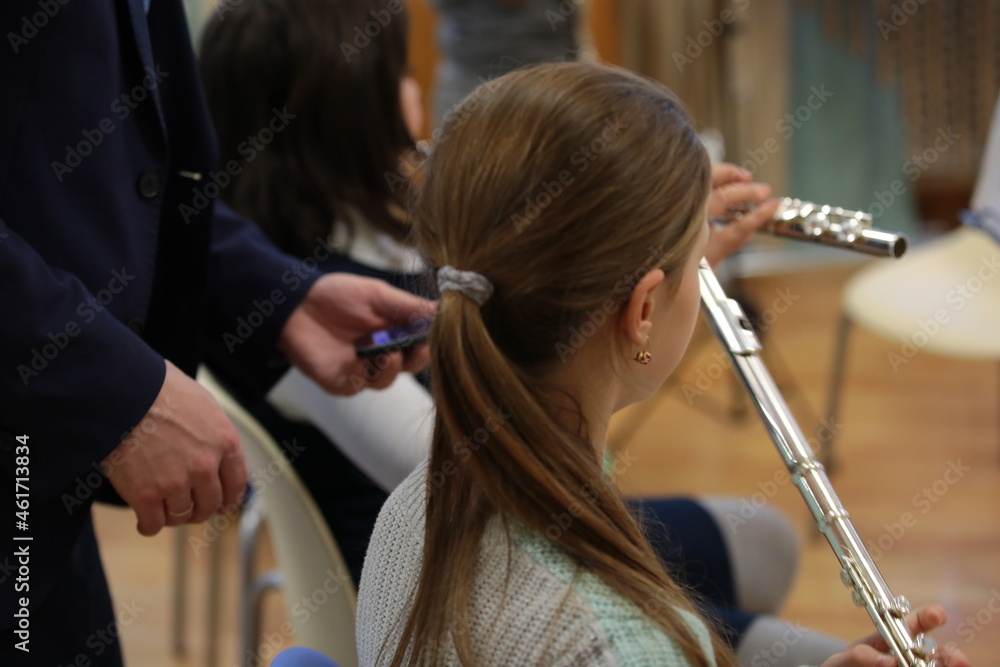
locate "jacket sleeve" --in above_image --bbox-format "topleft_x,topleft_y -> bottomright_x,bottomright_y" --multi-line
202,201 -> 321,397
0,219 -> 165,501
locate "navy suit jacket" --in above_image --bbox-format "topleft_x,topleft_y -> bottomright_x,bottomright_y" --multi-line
0,0 -> 316,633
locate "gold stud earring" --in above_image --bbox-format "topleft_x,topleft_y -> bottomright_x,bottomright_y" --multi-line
633,350 -> 652,365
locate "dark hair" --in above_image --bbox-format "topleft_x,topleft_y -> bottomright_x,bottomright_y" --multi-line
199,0 -> 414,258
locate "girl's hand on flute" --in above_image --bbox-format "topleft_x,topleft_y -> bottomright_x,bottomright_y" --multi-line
704,163 -> 780,266
821,604 -> 971,666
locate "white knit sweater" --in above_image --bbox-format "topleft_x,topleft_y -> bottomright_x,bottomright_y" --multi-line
357,463 -> 718,666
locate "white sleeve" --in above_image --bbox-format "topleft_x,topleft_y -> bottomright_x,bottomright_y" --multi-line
265,368 -> 435,491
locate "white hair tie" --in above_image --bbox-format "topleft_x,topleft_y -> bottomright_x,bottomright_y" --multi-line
437,265 -> 494,306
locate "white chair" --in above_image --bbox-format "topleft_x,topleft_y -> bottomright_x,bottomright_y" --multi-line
820,94 -> 1000,465
197,367 -> 359,667
821,225 -> 1000,463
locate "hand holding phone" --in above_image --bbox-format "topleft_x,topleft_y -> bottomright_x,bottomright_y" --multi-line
355,316 -> 434,358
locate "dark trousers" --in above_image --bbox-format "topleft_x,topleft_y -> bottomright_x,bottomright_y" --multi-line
1,514 -> 123,667
629,497 -> 755,648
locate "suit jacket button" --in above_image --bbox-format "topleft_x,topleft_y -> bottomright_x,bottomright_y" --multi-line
137,170 -> 161,199
126,319 -> 145,336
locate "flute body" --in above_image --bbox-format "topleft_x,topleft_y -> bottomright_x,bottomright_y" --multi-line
698,261 -> 936,666
718,197 -> 909,259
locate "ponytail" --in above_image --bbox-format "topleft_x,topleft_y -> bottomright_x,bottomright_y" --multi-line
388,62 -> 735,666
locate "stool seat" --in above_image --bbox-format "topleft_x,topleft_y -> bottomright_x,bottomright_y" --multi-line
844,226 -> 1000,360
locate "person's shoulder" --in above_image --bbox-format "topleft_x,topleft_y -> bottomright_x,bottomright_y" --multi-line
511,527 -> 711,666
464,524 -> 618,664
371,462 -> 428,541
356,464 -> 429,661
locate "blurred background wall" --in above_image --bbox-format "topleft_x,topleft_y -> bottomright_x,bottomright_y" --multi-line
184,0 -> 1000,235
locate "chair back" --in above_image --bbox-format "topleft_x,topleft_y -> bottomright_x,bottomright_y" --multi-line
843,225 -> 1000,360
843,92 -> 1000,361
198,367 -> 359,667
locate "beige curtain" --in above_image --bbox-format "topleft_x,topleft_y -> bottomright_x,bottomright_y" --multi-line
619,0 -> 790,192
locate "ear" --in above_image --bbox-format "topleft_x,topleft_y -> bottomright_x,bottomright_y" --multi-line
620,268 -> 665,346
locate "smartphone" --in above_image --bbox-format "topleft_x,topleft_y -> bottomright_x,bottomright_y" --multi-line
355,316 -> 434,358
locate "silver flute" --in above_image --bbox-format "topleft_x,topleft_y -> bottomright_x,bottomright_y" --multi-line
698,261 -> 937,666
715,197 -> 909,259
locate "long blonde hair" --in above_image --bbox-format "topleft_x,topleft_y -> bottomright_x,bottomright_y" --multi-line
396,62 -> 732,666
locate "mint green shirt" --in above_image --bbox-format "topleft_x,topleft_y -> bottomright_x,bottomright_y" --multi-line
358,463 -> 717,665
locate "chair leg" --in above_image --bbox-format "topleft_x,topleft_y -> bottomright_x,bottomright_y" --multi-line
171,525 -> 187,657
205,523 -> 224,667
246,569 -> 283,666
240,490 -> 284,667
240,491 -> 263,667
820,311 -> 853,477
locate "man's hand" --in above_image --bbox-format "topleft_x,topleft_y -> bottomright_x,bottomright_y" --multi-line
279,273 -> 435,395
704,163 -> 780,266
820,604 -> 970,667
102,360 -> 248,536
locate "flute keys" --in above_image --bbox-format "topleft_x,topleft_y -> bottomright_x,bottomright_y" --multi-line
840,568 -> 852,587
838,215 -> 863,244
802,211 -> 825,236
910,633 -> 938,660
851,589 -> 864,607
892,595 -> 912,617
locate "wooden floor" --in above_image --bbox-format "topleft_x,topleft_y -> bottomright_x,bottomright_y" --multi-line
93,265 -> 1000,665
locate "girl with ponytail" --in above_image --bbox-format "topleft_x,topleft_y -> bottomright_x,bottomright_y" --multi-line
356,61 -> 966,666
199,2 -> 843,658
